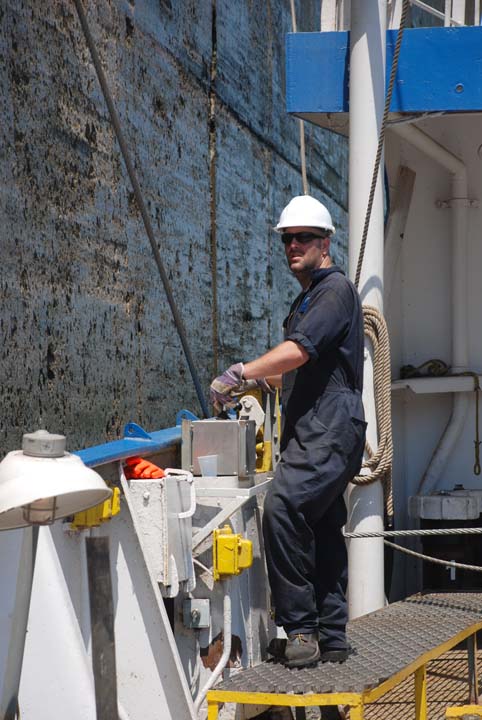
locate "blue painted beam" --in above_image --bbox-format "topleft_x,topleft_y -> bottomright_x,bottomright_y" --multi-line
73,412 -> 199,467
286,27 -> 482,115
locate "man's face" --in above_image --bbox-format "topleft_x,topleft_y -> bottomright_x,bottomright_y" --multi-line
283,226 -> 330,276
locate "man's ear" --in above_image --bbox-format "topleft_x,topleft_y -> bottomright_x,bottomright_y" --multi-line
322,236 -> 331,254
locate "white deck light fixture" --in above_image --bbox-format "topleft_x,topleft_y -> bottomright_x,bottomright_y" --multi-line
0,429 -> 112,530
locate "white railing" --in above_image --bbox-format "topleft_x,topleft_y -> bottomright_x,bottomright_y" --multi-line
410,0 -> 481,26
320,0 -> 481,31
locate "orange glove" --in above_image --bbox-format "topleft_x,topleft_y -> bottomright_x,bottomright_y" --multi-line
124,456 -> 165,479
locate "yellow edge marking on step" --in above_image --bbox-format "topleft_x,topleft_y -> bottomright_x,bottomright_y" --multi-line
446,706 -> 482,718
207,690 -> 361,706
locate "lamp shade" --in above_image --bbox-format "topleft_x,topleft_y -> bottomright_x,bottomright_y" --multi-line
0,431 -> 112,530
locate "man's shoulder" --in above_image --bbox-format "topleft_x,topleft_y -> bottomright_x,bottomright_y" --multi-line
312,268 -> 356,299
308,270 -> 363,324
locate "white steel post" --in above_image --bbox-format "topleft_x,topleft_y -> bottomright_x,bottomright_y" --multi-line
347,0 -> 387,618
0,528 -> 37,717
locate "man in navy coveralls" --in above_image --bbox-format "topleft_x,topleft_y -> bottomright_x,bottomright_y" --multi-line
210,195 -> 366,668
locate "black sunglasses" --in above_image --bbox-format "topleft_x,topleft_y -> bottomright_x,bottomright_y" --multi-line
281,231 -> 327,245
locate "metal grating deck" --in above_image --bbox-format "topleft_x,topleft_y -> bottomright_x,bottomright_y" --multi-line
218,593 -> 482,696
365,649 -> 482,719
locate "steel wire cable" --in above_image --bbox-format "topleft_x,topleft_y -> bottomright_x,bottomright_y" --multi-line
344,527 -> 482,539
383,538 -> 482,573
73,0 -> 209,419
343,527 -> 482,573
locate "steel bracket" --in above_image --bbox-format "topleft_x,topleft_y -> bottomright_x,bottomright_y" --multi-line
435,198 -> 479,209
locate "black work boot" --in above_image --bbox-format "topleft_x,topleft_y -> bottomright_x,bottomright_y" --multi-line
283,632 -> 320,668
318,642 -> 354,664
266,638 -> 287,660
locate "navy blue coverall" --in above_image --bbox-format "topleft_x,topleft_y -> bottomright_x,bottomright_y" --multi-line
263,266 -> 366,648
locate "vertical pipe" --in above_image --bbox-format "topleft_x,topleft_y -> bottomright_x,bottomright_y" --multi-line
290,0 -> 309,194
452,177 -> 469,372
194,578 -> 232,714
444,0 -> 451,26
347,0 -> 387,619
451,0 -> 466,25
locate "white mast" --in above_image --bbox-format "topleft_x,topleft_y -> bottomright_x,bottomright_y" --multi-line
347,0 -> 387,618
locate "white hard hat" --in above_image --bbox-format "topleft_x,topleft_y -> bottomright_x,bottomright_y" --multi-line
274,195 -> 335,235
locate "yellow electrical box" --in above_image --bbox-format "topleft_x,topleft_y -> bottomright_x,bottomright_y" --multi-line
71,487 -> 121,529
213,525 -> 253,581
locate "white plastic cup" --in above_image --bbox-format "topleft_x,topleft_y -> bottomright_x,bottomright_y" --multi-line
198,454 -> 218,477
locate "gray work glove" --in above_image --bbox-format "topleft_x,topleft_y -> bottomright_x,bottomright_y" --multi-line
210,364 -> 274,414
210,363 -> 245,413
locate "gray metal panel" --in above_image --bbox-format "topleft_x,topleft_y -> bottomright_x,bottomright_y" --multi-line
182,419 -> 256,477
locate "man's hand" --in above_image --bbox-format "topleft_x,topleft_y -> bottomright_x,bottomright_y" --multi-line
254,377 -> 275,394
210,363 -> 245,413
210,364 -> 275,413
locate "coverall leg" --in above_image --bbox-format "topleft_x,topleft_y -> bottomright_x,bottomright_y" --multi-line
313,495 -> 348,649
262,391 -> 365,643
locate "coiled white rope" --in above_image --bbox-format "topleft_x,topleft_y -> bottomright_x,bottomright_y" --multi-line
351,306 -> 394,516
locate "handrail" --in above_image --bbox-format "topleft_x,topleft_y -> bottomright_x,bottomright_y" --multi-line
409,0 -> 482,26
409,0 -> 464,25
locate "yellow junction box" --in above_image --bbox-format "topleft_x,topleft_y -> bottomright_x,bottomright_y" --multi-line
213,525 -> 253,581
71,486 -> 121,529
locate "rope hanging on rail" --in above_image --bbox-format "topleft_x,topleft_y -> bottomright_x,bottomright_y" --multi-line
351,306 -> 394,515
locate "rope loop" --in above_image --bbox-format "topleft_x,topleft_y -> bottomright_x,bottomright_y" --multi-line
352,306 -> 394,515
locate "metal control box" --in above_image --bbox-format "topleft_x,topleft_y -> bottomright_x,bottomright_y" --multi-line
181,418 -> 256,478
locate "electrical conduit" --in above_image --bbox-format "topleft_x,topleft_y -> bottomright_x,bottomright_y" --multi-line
194,578 -> 231,716
390,124 -> 469,494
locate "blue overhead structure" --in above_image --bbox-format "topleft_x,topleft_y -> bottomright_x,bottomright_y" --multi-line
286,27 -> 482,133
